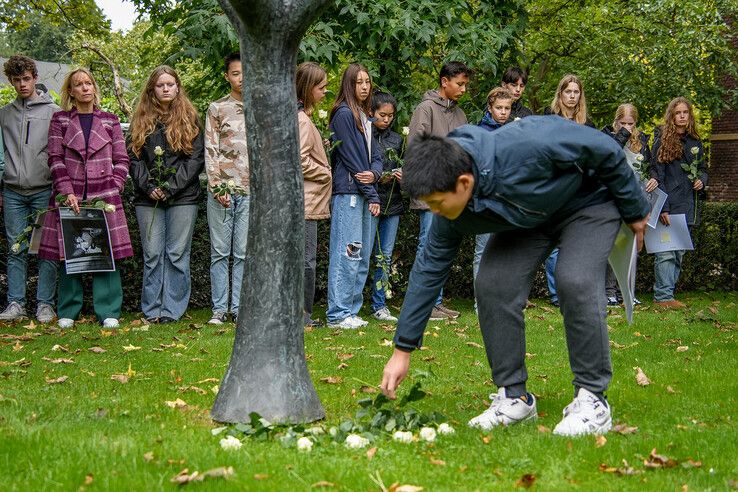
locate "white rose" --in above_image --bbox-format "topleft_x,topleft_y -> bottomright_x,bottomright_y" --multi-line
219,435 -> 242,451
296,437 -> 313,452
344,434 -> 369,449
104,203 -> 116,213
419,427 -> 437,442
154,146 -> 164,156
318,110 -> 328,119
11,243 -> 21,254
226,179 -> 236,188
635,153 -> 644,162
392,431 -> 413,443
437,423 -> 455,435
305,426 -> 325,436
385,289 -> 393,300
402,126 -> 410,136
690,146 -> 699,156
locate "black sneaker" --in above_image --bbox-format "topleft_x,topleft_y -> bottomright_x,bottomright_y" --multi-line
607,296 -> 620,306
305,318 -> 323,328
159,316 -> 175,324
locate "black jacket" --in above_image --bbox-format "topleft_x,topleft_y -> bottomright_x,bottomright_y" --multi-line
507,99 -> 533,122
128,124 -> 205,207
650,133 -> 708,225
374,127 -> 405,216
601,125 -> 653,165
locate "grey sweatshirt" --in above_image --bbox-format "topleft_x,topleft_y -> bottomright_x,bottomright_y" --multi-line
0,89 -> 60,195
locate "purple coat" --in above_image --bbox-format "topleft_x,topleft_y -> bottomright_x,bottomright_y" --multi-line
38,108 -> 133,261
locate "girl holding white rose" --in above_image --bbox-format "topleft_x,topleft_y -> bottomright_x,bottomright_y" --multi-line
649,97 -> 707,309
128,66 -> 204,323
295,61 -> 332,327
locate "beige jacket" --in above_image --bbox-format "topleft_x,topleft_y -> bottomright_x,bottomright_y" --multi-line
407,89 -> 467,210
298,110 -> 331,220
204,94 -> 249,192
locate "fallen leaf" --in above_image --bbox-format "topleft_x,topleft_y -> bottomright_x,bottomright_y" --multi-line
681,459 -> 702,468
110,374 -> 129,384
644,448 -> 678,469
12,341 -> 23,351
42,357 -> 74,364
598,462 -> 641,475
466,341 -> 483,349
178,385 -> 207,395
380,338 -> 393,346
537,425 -> 551,433
360,385 -> 378,394
143,451 -> 154,462
165,398 -> 188,409
612,423 -> 638,435
170,466 -> 234,484
312,481 -> 336,488
677,346 -> 689,352
666,386 -> 676,394
366,447 -> 377,460
320,376 -> 343,384
595,435 -> 607,448
525,352 -> 536,359
634,366 -> 651,386
253,474 -> 269,480
51,344 -> 70,352
45,375 -> 68,384
337,363 -> 349,370
337,353 -> 354,361
392,485 -> 423,492
430,458 -> 446,466
100,330 -> 115,337
197,378 -> 219,384
89,346 -> 107,354
23,320 -> 37,330
122,344 -> 141,352
0,358 -> 30,367
84,474 -> 93,485
481,436 -> 491,444
727,479 -> 738,489
514,474 -> 536,488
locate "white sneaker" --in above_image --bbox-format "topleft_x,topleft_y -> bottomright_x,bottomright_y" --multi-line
36,303 -> 56,324
468,388 -> 537,430
553,388 -> 612,437
327,317 -> 363,329
372,307 -> 397,322
58,318 -> 74,329
350,316 -> 369,327
102,318 -> 119,329
0,301 -> 27,321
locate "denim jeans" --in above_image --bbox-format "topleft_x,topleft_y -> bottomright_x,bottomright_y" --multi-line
417,210 -> 444,306
653,250 -> 685,301
304,220 -> 318,318
545,248 -> 559,302
3,187 -> 57,306
371,214 -> 401,312
207,193 -> 249,315
473,233 -> 492,280
135,204 -> 198,320
326,194 -> 377,322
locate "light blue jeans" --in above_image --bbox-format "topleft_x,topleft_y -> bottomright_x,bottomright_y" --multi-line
653,250 -> 685,301
417,210 -> 444,306
545,248 -> 559,303
3,187 -> 57,306
135,204 -> 198,320
326,194 -> 377,323
473,233 -> 492,280
371,214 -> 401,312
207,193 -> 249,315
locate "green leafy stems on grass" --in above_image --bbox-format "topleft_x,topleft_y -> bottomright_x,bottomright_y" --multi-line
11,194 -> 115,254
681,146 -> 703,223
147,145 -> 177,239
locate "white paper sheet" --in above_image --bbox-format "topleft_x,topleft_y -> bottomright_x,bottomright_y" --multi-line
644,214 -> 694,254
644,187 -> 668,229
608,223 -> 638,323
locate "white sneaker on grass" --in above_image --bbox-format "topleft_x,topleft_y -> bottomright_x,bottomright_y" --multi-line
553,388 -> 612,437
36,303 -> 56,324
0,301 -> 27,321
57,318 -> 74,329
468,388 -> 537,430
208,311 -> 227,325
102,318 -> 119,329
350,316 -> 369,327
372,307 -> 397,322
327,317 -> 364,329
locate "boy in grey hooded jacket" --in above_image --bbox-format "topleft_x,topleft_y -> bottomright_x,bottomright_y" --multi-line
0,55 -> 60,323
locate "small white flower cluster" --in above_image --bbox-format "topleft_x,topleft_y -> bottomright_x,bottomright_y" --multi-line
402,126 -> 410,136
154,145 -> 164,157
296,437 -> 313,452
392,431 -> 413,443
419,427 -> 437,442
391,423 -> 454,444
104,203 -> 116,213
437,423 -> 455,435
344,433 -> 370,449
219,435 -> 242,451
318,109 -> 328,119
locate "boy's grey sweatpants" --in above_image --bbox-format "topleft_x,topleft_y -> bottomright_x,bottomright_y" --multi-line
475,201 -> 622,397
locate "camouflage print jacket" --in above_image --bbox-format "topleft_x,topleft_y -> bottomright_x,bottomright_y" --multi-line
204,94 -> 249,193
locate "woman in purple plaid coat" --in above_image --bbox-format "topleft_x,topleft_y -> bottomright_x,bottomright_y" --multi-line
38,68 -> 132,330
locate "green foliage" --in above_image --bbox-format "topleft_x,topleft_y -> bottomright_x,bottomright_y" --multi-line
0,0 -> 110,37
0,85 -> 16,106
0,12 -> 74,62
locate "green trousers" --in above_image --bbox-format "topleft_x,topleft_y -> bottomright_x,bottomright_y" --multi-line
58,268 -> 122,321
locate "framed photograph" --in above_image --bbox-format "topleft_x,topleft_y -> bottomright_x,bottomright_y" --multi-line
59,207 -> 115,274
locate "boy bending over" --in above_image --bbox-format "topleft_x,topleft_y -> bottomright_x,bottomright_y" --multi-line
380,116 -> 650,436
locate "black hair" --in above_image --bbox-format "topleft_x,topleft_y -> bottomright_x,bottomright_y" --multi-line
501,66 -> 528,85
224,52 -> 241,73
439,61 -> 472,85
371,91 -> 397,112
402,135 -> 473,198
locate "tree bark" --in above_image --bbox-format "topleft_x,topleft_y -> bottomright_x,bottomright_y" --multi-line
211,0 -> 330,424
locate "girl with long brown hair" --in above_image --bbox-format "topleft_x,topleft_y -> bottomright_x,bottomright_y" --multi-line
128,65 -> 204,323
649,97 -> 707,308
545,74 -> 593,127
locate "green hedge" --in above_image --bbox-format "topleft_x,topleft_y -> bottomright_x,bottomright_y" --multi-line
1,193 -> 735,315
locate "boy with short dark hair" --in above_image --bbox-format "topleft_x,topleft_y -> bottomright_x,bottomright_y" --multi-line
501,66 -> 533,122
407,60 -> 472,320
0,55 -> 60,323
380,116 -> 650,437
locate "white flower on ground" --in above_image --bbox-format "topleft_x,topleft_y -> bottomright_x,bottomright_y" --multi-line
104,203 -> 116,213
437,423 -> 455,435
318,109 -> 328,119
344,434 -> 369,449
11,243 -> 21,254
154,146 -> 164,156
296,437 -> 313,452
419,427 -> 437,442
219,435 -> 242,451
690,146 -> 699,156
635,153 -> 644,162
305,426 -> 325,436
402,126 -> 410,136
392,431 -> 413,443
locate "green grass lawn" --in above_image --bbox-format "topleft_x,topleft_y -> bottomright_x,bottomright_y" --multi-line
1,292 -> 736,491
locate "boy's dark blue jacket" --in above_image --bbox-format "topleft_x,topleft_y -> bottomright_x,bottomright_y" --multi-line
393,116 -> 650,351
329,104 -> 384,203
374,126 -> 405,216
478,110 -> 504,132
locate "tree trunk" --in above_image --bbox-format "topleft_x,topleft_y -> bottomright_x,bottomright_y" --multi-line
211,0 -> 330,424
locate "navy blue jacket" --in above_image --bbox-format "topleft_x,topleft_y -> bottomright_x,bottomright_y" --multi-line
329,104 -> 384,203
393,117 -> 650,351
478,110 -> 504,132
374,126 -> 405,216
